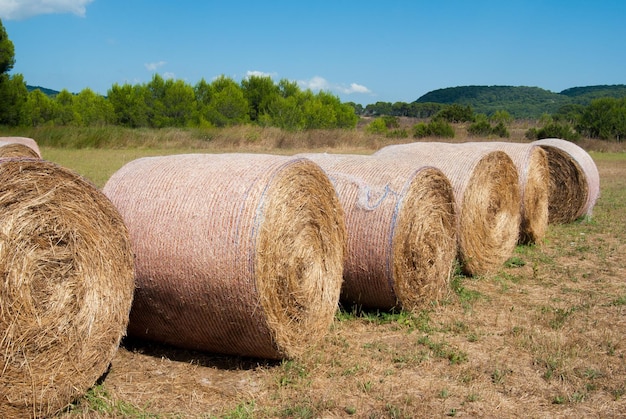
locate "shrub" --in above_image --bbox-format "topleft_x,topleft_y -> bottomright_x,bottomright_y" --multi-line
467,119 -> 492,136
490,110 -> 513,125
381,115 -> 400,129
491,121 -> 510,138
468,116 -> 510,138
385,128 -> 409,139
412,122 -> 429,138
434,104 -> 474,123
412,120 -> 455,138
366,117 -> 389,134
525,122 -> 580,142
428,119 -> 455,138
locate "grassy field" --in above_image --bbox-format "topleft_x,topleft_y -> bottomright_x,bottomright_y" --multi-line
16,129 -> 626,417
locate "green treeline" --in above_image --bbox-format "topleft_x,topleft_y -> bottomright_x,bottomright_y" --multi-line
414,85 -> 564,118
1,19 -> 625,141
356,86 -> 626,142
3,74 -> 358,130
360,85 -> 626,122
362,100 -> 626,143
0,19 -> 356,130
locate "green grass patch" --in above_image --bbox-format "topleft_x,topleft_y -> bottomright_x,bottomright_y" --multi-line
337,307 -> 432,333
417,335 -> 468,364
64,385 -> 157,418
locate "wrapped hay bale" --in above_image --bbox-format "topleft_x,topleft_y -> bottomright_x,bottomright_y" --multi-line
103,153 -> 346,360
0,141 -> 41,158
299,153 -> 457,311
375,143 -> 520,276
0,158 -> 135,418
448,142 -> 550,245
532,138 -> 600,223
0,136 -> 41,158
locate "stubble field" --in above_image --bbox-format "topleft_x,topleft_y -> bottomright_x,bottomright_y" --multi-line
36,129 -> 626,419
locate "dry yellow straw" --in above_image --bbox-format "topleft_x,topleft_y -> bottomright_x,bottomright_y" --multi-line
0,158 -> 135,418
0,137 -> 41,158
299,153 -> 457,312
0,142 -> 40,158
103,153 -> 346,360
532,138 -> 600,223
375,143 -> 520,276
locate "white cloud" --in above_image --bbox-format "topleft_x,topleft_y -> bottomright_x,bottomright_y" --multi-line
298,76 -> 331,91
246,70 -> 277,78
0,0 -> 94,20
344,83 -> 372,94
298,76 -> 372,96
144,61 -> 167,72
162,72 -> 176,80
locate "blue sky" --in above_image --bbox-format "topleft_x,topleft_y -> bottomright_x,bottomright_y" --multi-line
1,0 -> 625,105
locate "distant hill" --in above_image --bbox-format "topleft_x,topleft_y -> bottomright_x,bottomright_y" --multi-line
414,84 -> 626,119
559,85 -> 626,101
26,85 -> 60,96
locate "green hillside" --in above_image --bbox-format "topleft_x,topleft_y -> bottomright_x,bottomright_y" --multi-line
560,85 -> 626,102
414,84 -> 626,119
26,85 -> 60,96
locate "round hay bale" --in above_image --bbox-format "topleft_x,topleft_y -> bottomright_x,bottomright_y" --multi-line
102,153 -> 346,360
445,142 -> 550,245
0,142 -> 41,158
374,143 -> 521,276
0,158 -> 135,418
299,153 -> 457,311
532,138 -> 600,223
0,136 -> 41,158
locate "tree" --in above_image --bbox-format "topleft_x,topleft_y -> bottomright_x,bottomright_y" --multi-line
262,95 -> 305,131
434,104 -> 474,123
160,79 -> 197,127
144,74 -> 168,127
0,73 -> 27,125
302,94 -> 336,129
241,75 -> 279,121
54,89 -> 78,125
22,88 -> 57,126
107,83 -> 150,127
553,103 -> 584,124
345,101 -> 364,115
277,78 -> 300,98
73,88 -> 115,126
0,19 -> 15,75
408,102 -> 443,118
363,101 -> 393,116
0,19 -> 23,125
577,97 -> 626,141
194,78 -> 214,106
205,77 -> 249,126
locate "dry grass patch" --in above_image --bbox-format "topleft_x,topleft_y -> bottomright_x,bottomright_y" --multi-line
32,142 -> 626,419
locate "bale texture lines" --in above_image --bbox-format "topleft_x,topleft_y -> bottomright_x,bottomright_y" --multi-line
533,138 -> 600,223
0,158 -> 135,418
0,142 -> 41,158
103,153 -> 346,360
375,142 -> 521,276
0,137 -> 41,158
448,142 -> 549,245
300,153 -> 457,312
